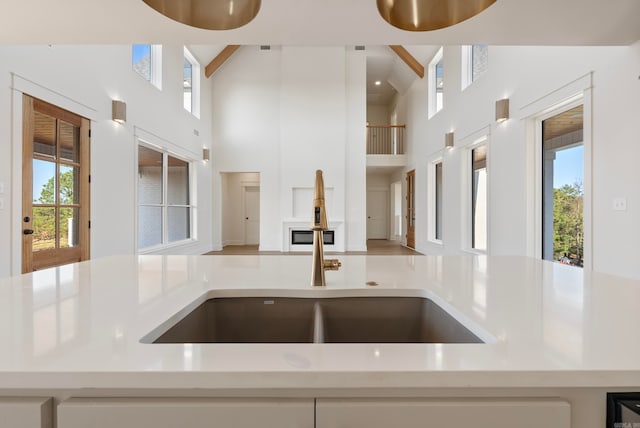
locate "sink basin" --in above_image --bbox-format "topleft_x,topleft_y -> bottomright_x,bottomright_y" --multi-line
143,295 -> 484,344
153,298 -> 317,343
318,297 -> 481,343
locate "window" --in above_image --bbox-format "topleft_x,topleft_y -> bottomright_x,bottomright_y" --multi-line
461,45 -> 488,89
137,144 -> 193,250
132,44 -> 162,89
471,144 -> 487,251
428,47 -> 444,118
428,159 -> 443,243
183,47 -> 201,117
435,161 -> 443,241
542,105 -> 584,267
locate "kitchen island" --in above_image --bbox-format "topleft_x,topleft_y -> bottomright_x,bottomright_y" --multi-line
0,254 -> 638,427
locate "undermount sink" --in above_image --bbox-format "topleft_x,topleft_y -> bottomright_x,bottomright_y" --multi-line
142,294 -> 485,344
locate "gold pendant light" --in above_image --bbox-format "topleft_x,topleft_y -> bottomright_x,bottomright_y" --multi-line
142,0 -> 261,30
377,0 -> 497,32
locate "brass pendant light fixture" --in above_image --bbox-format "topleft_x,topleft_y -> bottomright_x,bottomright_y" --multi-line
142,0 -> 261,30
377,0 -> 497,31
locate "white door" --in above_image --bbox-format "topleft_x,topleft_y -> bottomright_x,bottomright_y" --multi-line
367,190 -> 388,239
244,186 -> 260,245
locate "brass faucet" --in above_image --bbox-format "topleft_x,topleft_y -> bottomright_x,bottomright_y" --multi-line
311,170 -> 341,287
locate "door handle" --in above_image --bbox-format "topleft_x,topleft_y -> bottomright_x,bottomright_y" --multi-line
23,229 -> 34,235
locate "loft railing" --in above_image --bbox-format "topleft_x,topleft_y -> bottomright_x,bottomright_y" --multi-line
366,125 -> 405,155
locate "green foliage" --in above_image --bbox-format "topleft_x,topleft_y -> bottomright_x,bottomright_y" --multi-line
37,168 -> 75,204
33,169 -> 76,248
553,181 -> 583,265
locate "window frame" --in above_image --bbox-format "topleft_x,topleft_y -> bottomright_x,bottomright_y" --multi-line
428,47 -> 444,119
519,71 -> 593,269
470,144 -> 488,252
136,141 -> 195,252
460,132 -> 490,255
183,46 -> 201,118
132,44 -> 163,90
538,99 -> 585,266
461,45 -> 488,90
427,156 -> 444,245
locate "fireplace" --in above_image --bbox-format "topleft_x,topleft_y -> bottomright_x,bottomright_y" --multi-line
291,230 -> 335,245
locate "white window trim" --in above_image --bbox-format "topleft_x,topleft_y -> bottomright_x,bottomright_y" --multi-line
461,45 -> 473,90
427,156 -> 444,245
531,96 -> 588,266
521,72 -> 593,269
458,129 -> 491,255
428,47 -> 444,119
183,46 -> 201,118
135,139 -> 196,253
133,45 -> 163,90
461,45 -> 488,90
150,45 -> 163,89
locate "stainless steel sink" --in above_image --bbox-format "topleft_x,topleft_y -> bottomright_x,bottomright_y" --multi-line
143,296 -> 484,344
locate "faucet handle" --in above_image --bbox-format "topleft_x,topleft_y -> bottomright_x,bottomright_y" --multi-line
324,259 -> 341,271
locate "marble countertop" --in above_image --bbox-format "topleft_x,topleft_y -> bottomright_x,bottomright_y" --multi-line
1,254 -> 639,390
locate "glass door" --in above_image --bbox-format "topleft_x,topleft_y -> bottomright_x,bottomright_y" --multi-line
22,95 -> 90,272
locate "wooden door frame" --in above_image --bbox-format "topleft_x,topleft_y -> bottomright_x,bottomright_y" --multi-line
22,95 -> 91,273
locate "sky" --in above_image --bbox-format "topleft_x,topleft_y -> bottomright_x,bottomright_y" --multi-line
553,145 -> 584,188
132,44 -> 150,64
33,159 -> 54,202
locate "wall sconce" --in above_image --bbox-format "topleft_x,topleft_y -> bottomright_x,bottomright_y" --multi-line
445,132 -> 454,149
202,147 -> 210,162
495,98 -> 510,123
112,100 -> 126,124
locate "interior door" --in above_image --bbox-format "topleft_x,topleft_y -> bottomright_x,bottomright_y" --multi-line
366,189 -> 388,239
22,95 -> 90,273
244,186 -> 260,245
406,169 -> 415,248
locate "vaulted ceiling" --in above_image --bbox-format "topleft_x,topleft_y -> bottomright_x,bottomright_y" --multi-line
3,1 -> 638,115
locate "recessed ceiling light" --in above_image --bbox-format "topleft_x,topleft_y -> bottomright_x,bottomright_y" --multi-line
375,81 -> 381,86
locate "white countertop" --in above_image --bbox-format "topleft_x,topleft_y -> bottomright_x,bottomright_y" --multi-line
1,254 -> 639,390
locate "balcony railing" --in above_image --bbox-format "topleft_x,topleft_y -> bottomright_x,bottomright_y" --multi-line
366,125 -> 405,155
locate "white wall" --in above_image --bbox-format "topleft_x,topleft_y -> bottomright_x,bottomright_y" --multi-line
0,45 -> 214,277
366,104 -> 388,125
211,46 -> 367,252
2,43 -> 639,279
398,43 -> 640,278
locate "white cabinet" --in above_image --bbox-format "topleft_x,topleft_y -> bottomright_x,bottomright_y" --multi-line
0,397 -> 52,428
58,396 -> 571,428
316,398 -> 571,428
58,397 -> 314,428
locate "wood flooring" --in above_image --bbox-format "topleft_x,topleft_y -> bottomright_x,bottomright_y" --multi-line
204,239 -> 421,256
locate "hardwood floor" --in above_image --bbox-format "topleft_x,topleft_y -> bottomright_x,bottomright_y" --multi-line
204,240 -> 421,256
365,239 -> 422,255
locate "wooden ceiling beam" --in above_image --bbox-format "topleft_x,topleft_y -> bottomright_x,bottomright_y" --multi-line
388,45 -> 424,78
205,45 -> 241,78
